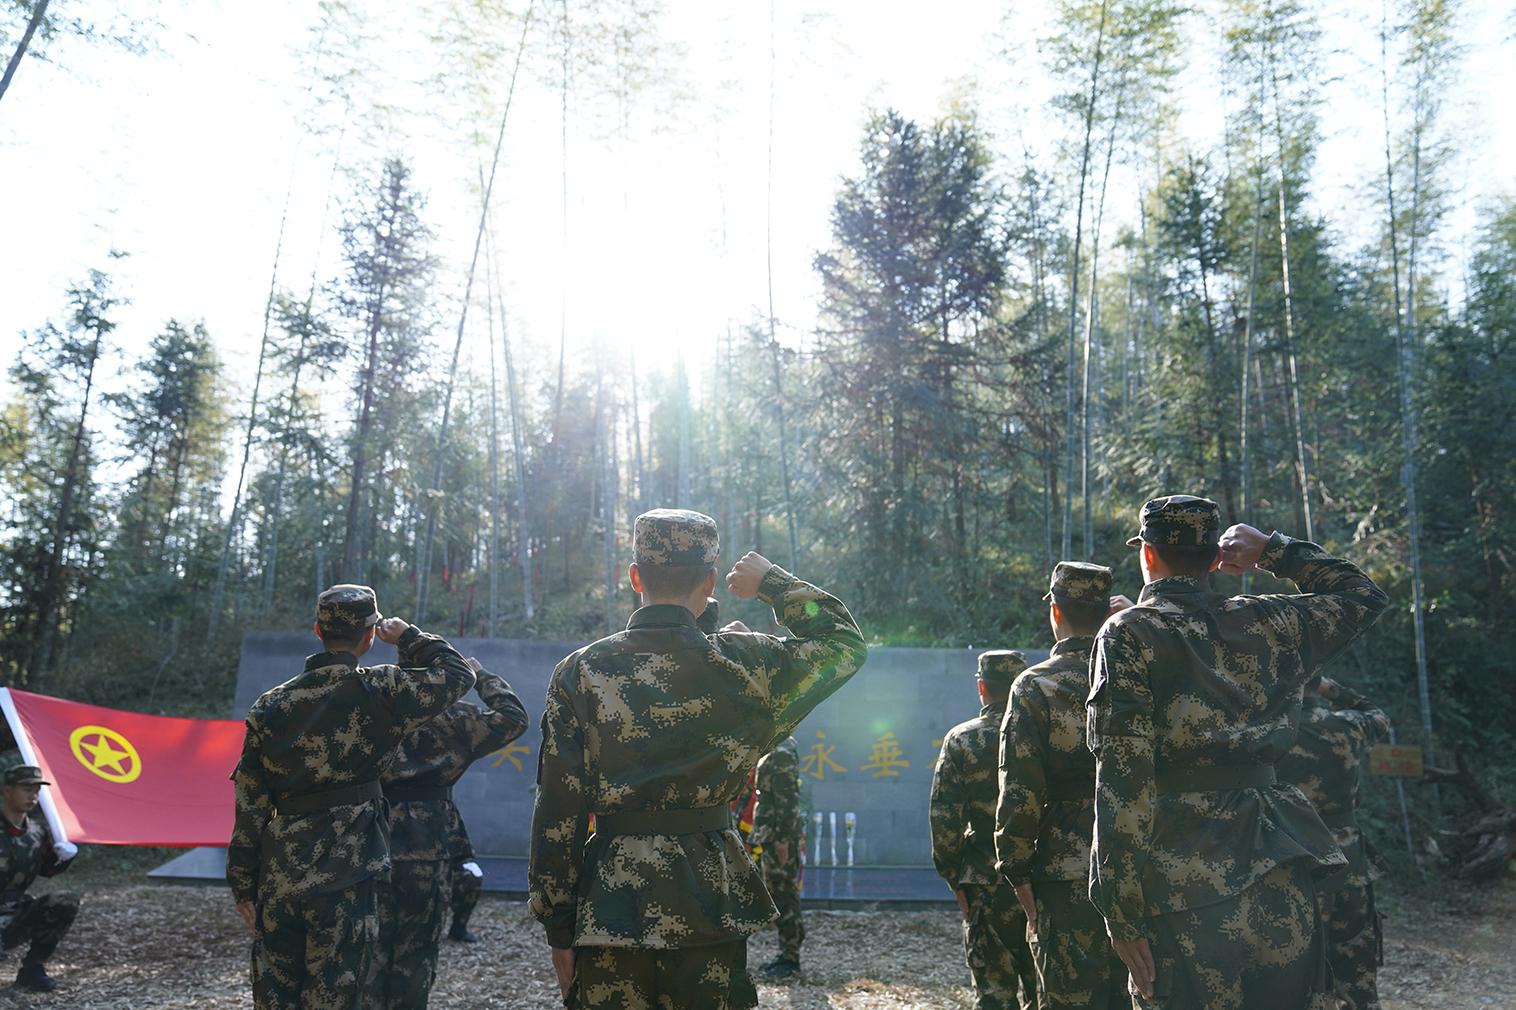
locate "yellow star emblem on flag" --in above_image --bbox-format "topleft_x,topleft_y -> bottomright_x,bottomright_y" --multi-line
68,725 -> 143,784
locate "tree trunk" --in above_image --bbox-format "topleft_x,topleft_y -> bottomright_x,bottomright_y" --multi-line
485,232 -> 503,637
1380,9 -> 1437,779
493,237 -> 535,621
208,159 -> 298,637
767,0 -> 799,569
1081,90 -> 1120,558
1063,0 -> 1111,561
1270,62 -> 1315,541
29,323 -> 102,683
0,0 -> 50,108
414,7 -> 534,620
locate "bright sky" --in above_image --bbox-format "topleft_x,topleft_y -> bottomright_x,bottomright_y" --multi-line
1,0 -> 1512,423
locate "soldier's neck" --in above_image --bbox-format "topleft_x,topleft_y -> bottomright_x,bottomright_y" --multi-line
0,805 -> 26,830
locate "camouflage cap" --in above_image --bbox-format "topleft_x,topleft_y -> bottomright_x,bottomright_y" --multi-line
633,509 -> 719,568
315,583 -> 381,635
1126,495 -> 1221,548
977,650 -> 1029,687
3,765 -> 48,787
1043,561 -> 1114,604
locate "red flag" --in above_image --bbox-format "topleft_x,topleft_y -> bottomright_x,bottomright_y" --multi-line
0,688 -> 243,846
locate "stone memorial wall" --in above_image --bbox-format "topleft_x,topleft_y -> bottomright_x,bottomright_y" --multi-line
234,633 -> 1046,866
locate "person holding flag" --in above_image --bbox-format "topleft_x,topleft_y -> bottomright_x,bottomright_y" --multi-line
0,765 -> 79,993
227,584 -> 476,1010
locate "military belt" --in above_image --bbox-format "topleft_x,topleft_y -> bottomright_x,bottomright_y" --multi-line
1044,775 -> 1095,803
594,805 -> 730,837
384,784 -> 452,804
1155,764 -> 1275,794
1316,808 -> 1358,831
277,779 -> 382,817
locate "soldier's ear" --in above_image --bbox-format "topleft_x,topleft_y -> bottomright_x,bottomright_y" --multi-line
628,563 -> 645,594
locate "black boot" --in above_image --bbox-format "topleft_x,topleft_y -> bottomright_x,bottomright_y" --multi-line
15,963 -> 57,993
447,921 -> 477,943
757,957 -> 800,980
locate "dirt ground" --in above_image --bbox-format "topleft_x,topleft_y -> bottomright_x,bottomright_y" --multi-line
0,875 -> 1511,1009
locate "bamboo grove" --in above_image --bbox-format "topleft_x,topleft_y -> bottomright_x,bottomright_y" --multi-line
2,0 -> 1513,847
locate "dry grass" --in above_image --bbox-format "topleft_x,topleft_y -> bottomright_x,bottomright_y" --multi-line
0,877 -> 1509,1008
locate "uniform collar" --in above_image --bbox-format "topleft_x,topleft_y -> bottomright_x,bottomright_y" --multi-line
979,701 -> 1006,721
1052,635 -> 1095,657
1139,576 -> 1206,602
626,604 -> 700,631
304,651 -> 360,673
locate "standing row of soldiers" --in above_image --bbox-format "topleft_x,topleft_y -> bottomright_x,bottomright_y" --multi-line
931,494 -> 1393,1010
229,507 -> 866,1009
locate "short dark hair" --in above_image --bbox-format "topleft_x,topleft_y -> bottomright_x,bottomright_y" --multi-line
980,679 -> 1012,705
638,563 -> 716,598
1149,543 -> 1220,579
1056,598 -> 1109,636
317,626 -> 367,651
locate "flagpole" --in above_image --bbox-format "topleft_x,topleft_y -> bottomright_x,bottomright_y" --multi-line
0,688 -> 77,857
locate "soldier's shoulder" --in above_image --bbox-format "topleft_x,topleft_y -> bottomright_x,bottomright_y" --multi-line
943,714 -> 993,749
1100,604 -> 1157,636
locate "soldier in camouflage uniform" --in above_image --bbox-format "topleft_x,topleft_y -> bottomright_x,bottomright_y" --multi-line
995,562 -> 1130,1009
1278,676 -> 1391,1010
374,656 -> 528,1008
751,735 -> 805,979
931,650 -> 1038,1010
528,508 -> 867,1010
228,585 -> 476,1010
0,765 -> 79,993
445,805 -> 483,943
1087,496 -> 1389,1009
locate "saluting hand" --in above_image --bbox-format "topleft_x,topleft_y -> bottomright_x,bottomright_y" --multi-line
375,617 -> 409,644
1217,523 -> 1270,575
1108,594 -> 1135,617
466,657 -> 484,674
726,552 -> 774,599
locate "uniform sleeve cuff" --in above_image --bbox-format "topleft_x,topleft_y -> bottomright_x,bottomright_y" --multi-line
1256,531 -> 1296,577
544,922 -> 576,949
756,565 -> 796,607
1105,916 -> 1147,943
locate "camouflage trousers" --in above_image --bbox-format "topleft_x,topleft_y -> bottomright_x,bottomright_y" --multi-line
0,891 -> 80,966
1026,879 -> 1127,1009
1320,879 -> 1380,1010
450,859 -> 482,934
1137,860 -> 1334,1010
961,883 -> 1038,1010
375,859 -> 450,1009
760,846 -> 804,960
252,878 -> 377,1010
566,940 -> 758,1010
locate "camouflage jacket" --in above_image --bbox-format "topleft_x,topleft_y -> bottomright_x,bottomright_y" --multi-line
382,668 -> 528,862
751,736 -> 804,847
528,565 -> 867,949
1087,534 -> 1389,942
446,802 -> 474,863
995,636 -> 1097,886
931,702 -> 1006,887
0,814 -> 70,914
1277,684 -> 1390,884
226,627 -> 476,904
